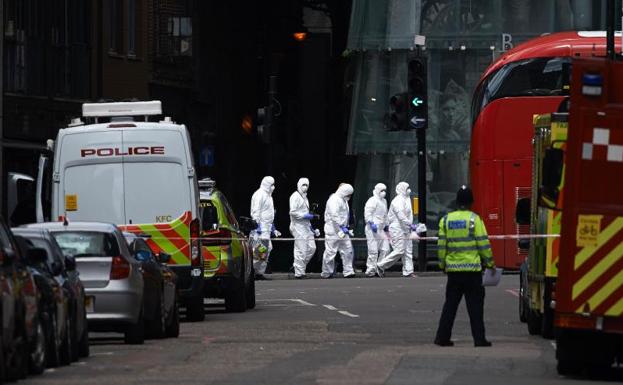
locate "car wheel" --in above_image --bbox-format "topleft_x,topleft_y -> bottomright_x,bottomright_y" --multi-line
70,310 -> 80,362
186,296 -> 205,322
165,297 -> 180,338
28,318 -> 46,375
44,313 -> 60,368
6,327 -> 28,381
59,315 -> 73,366
225,276 -> 247,313
124,309 -> 145,345
245,269 -> 256,310
148,293 -> 166,339
78,312 -> 90,358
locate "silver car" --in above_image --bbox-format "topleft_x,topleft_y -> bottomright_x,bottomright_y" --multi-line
24,222 -> 145,344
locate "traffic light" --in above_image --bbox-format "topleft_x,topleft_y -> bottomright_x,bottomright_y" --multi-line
386,92 -> 408,131
408,56 -> 428,130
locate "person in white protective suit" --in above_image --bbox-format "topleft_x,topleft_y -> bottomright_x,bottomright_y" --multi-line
364,183 -> 390,277
321,183 -> 356,278
289,178 -> 321,279
376,182 -> 427,277
250,176 -> 281,279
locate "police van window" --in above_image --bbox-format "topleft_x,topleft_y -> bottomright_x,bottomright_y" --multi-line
200,201 -> 219,230
472,57 -> 570,123
218,193 -> 239,228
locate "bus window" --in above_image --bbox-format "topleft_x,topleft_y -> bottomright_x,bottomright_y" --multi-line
472,57 -> 571,124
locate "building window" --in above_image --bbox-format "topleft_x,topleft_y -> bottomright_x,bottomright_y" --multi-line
128,0 -> 136,55
158,16 -> 192,56
109,0 -> 123,53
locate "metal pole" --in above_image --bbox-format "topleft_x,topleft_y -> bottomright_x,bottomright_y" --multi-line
0,4 -> 4,216
607,0 -> 615,60
417,126 -> 427,272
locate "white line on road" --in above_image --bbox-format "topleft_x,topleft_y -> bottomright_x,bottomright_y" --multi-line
91,352 -> 115,356
506,289 -> 520,297
323,304 -> 338,311
289,298 -> 316,306
338,311 -> 360,318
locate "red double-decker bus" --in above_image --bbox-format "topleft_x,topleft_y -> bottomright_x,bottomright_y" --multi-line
469,31 -> 620,269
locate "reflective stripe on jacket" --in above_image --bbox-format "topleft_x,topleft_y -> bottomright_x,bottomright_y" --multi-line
437,210 -> 495,272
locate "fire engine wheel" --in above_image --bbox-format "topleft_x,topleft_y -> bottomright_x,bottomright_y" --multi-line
527,309 -> 542,335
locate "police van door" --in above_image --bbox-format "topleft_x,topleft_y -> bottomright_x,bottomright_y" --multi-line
60,130 -> 126,223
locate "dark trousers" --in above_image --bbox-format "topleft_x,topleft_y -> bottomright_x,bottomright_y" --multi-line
434,272 -> 486,343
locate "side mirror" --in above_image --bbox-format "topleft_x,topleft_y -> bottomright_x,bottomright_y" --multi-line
27,247 -> 48,265
64,255 -> 76,271
135,250 -> 152,262
539,147 -> 564,209
515,197 -> 531,225
238,216 -> 258,234
157,252 -> 171,264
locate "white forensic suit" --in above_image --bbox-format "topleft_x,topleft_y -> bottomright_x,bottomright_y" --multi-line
250,176 -> 278,276
321,184 -> 355,278
377,182 -> 415,276
364,183 -> 390,276
289,178 -> 317,278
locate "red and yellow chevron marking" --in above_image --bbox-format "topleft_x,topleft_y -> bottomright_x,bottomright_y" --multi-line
120,211 -> 192,265
546,210 -> 562,277
202,245 -> 231,278
571,216 -> 623,317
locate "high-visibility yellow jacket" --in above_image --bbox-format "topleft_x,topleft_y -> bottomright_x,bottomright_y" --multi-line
437,210 -> 495,272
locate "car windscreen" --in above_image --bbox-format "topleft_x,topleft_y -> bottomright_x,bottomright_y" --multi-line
471,57 -> 570,124
52,231 -> 120,258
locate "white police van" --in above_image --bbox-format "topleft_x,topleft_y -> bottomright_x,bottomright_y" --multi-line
37,101 -> 206,321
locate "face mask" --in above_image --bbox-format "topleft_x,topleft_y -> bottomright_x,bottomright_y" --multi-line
300,185 -> 308,193
270,185 -> 275,193
345,195 -> 351,202
406,188 -> 412,196
380,191 -> 386,199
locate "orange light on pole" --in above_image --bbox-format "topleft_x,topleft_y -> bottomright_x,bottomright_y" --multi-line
241,114 -> 253,134
293,32 -> 308,42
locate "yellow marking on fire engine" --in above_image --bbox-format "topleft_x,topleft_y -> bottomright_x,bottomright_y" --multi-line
572,241 -> 623,301
574,217 -> 623,269
607,295 -> 623,317
140,225 -> 188,265
576,267 -> 623,314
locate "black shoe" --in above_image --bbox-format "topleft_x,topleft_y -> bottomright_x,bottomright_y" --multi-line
294,275 -> 307,280
434,340 -> 454,347
255,274 -> 271,281
474,340 -> 492,347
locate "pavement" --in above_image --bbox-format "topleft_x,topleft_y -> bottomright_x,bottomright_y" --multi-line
23,275 -> 622,385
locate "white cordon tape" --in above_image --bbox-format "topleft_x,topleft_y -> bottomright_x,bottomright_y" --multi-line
142,234 -> 561,242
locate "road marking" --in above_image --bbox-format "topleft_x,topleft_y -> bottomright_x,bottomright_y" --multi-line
323,304 -> 338,311
338,311 -> 360,318
91,352 -> 114,356
506,289 -> 520,297
289,298 -> 316,306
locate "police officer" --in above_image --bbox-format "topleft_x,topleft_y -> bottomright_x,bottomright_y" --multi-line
434,185 -> 496,347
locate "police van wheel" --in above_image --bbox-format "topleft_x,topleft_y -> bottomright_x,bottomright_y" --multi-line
186,296 -> 205,322
245,270 -> 256,310
225,277 -> 247,313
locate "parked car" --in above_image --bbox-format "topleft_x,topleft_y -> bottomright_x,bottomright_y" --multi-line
24,222 -> 146,344
198,178 -> 256,312
13,227 -> 89,360
14,235 -> 72,368
0,215 -> 45,379
124,233 -> 180,338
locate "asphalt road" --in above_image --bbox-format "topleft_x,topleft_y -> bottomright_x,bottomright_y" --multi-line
23,275 -> 622,385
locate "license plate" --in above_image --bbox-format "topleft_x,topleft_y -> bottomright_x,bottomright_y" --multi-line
85,296 -> 94,313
